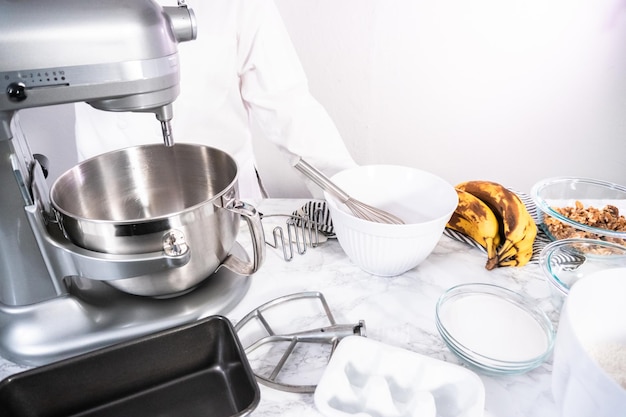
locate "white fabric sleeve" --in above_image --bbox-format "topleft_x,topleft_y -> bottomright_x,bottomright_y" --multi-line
236,0 -> 357,195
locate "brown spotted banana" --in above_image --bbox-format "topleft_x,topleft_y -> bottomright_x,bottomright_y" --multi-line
446,188 -> 501,268
455,180 -> 537,269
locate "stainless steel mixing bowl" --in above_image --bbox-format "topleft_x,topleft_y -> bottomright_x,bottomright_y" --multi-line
50,143 -> 264,297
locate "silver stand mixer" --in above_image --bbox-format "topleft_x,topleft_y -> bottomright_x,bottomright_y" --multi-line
0,0 -> 251,366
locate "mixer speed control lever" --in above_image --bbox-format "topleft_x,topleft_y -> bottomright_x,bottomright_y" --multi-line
7,82 -> 27,102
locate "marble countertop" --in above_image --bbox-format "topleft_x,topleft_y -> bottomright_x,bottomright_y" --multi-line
0,198 -> 561,417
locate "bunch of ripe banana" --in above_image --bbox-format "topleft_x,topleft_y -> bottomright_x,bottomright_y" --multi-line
446,180 -> 537,270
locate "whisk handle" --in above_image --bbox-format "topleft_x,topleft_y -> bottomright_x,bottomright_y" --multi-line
293,158 -> 350,203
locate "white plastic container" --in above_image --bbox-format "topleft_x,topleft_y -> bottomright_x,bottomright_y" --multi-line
552,267 -> 626,416
314,336 -> 485,417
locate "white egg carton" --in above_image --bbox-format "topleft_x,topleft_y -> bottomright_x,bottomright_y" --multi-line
314,336 -> 485,417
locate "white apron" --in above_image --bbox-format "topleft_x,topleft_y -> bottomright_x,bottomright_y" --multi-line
74,0 -> 356,199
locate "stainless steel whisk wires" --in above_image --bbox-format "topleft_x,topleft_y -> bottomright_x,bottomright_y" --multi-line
293,158 -> 404,225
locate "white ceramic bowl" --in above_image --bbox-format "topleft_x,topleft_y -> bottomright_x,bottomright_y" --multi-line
323,165 -> 458,276
552,267 -> 626,417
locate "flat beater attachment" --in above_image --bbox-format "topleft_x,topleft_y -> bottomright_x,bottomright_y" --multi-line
234,291 -> 366,393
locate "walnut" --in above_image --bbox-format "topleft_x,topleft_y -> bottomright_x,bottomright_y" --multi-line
544,200 -> 626,246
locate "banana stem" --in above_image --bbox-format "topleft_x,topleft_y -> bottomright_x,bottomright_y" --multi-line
485,257 -> 499,270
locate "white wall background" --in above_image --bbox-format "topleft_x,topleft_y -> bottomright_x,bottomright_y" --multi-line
22,0 -> 626,196
270,0 -> 626,195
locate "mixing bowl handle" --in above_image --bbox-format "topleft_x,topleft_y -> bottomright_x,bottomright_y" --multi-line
220,200 -> 265,275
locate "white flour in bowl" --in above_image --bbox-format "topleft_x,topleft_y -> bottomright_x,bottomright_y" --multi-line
440,293 -> 550,362
586,342 -> 626,389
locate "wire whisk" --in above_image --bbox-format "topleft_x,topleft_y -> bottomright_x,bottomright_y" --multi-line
293,158 -> 404,225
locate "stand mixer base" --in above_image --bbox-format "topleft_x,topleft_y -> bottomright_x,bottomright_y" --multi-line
0,244 -> 251,367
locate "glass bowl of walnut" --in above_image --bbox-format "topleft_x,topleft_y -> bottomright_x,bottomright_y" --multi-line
531,177 -> 626,245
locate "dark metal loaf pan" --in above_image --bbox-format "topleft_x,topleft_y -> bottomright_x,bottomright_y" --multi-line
0,316 -> 260,417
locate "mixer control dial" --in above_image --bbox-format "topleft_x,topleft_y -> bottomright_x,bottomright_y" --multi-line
7,82 -> 27,102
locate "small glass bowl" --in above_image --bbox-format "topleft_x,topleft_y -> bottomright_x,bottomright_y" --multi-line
539,238 -> 626,309
530,177 -> 626,244
435,284 -> 555,375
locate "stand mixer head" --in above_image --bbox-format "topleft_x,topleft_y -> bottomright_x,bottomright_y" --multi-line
0,0 -> 196,144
